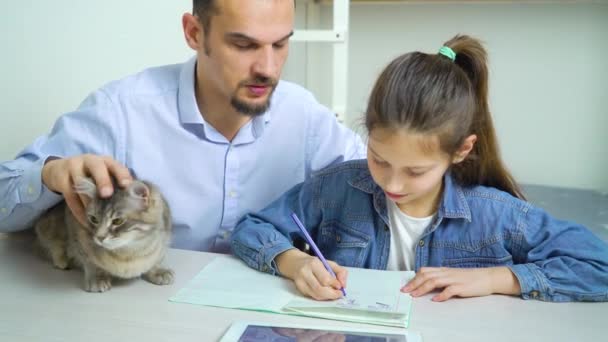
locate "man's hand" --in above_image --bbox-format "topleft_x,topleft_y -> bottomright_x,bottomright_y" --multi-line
41,154 -> 133,225
275,249 -> 348,301
401,266 -> 521,302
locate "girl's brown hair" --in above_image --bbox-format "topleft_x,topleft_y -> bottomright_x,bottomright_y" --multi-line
365,35 -> 525,199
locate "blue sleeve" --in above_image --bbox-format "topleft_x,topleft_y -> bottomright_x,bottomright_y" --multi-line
231,176 -> 322,275
0,89 -> 125,232
304,101 -> 366,179
508,206 -> 608,302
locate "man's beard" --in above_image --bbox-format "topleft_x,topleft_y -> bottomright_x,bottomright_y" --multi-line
230,77 -> 277,117
230,95 -> 272,117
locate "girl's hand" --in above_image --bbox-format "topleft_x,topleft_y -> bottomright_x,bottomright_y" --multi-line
275,249 -> 348,301
400,266 -> 521,302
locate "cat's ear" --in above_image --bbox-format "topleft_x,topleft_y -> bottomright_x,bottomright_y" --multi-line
127,180 -> 150,209
73,177 -> 97,199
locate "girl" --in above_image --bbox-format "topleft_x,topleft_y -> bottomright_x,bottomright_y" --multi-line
230,35 -> 608,302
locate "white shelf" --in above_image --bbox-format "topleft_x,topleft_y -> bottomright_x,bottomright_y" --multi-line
292,0 -> 349,121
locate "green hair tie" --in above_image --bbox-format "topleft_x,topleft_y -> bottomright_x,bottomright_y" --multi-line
438,46 -> 456,62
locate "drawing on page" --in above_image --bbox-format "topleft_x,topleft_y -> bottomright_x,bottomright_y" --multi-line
368,302 -> 392,311
335,297 -> 395,312
336,297 -> 360,308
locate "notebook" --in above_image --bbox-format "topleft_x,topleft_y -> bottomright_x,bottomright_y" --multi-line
169,256 -> 414,328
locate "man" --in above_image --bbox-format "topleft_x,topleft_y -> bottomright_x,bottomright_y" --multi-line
0,0 -> 364,252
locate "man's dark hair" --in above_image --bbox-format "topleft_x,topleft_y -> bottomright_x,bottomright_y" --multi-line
193,0 -> 295,34
193,0 -> 220,34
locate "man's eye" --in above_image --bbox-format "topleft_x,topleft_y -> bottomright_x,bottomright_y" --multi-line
234,42 -> 254,50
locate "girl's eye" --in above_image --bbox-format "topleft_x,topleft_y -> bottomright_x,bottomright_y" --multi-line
112,218 -> 125,226
88,215 -> 99,224
407,171 -> 424,177
374,158 -> 389,167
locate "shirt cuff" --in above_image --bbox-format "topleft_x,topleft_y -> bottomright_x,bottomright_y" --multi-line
266,245 -> 297,277
508,263 -> 548,301
20,156 -> 63,206
231,238 -> 294,276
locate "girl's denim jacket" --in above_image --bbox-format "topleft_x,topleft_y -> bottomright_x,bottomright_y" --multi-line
231,160 -> 608,302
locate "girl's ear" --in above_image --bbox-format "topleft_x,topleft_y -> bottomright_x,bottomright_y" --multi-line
452,134 -> 477,164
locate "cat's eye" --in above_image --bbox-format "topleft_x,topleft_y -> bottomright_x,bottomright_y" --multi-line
111,218 -> 125,226
88,215 -> 99,224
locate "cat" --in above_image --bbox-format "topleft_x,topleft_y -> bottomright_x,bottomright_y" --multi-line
35,177 -> 174,292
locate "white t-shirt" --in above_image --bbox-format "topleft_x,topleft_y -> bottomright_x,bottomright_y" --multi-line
386,199 -> 434,271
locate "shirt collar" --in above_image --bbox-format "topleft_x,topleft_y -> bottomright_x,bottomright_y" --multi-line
177,56 -> 273,142
348,168 -> 472,222
438,172 -> 472,222
178,56 -> 203,125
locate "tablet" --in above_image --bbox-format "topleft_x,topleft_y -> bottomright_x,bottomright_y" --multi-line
220,321 -> 422,342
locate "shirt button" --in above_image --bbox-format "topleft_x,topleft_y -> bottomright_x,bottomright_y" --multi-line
530,290 -> 539,299
336,235 -> 341,242
229,191 -> 237,198
222,231 -> 231,239
27,185 -> 34,195
418,240 -> 425,247
0,208 -> 6,214
262,265 -> 269,272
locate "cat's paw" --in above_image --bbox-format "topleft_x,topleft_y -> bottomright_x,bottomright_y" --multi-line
84,275 -> 112,293
143,267 -> 174,285
52,256 -> 69,270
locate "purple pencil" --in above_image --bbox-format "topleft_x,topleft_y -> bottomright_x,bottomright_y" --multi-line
290,212 -> 347,297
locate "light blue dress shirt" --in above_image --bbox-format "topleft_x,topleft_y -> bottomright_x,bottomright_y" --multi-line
0,57 -> 365,252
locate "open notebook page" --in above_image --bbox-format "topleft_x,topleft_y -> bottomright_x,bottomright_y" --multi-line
170,256 -> 414,328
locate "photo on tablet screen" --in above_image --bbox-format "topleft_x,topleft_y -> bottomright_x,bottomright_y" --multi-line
237,325 -> 408,342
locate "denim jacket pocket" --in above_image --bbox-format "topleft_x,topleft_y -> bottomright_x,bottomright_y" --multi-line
318,220 -> 370,267
442,255 -> 513,268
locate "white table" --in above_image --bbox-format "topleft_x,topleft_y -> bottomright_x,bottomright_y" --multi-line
0,232 -> 606,342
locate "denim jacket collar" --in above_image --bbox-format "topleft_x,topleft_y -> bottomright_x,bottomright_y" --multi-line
348,172 -> 389,225
439,173 -> 472,222
348,169 -> 472,223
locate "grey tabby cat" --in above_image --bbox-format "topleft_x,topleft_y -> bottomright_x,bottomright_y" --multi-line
35,177 -> 174,292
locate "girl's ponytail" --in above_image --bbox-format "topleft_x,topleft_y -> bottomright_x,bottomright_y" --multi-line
445,35 -> 525,199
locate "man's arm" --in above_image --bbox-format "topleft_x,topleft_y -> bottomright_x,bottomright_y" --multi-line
0,89 -> 128,232
305,102 -> 367,176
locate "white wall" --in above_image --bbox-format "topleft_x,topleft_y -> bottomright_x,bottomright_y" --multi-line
1,1 -> 607,192
0,0 -> 310,162
285,2 -> 608,192
0,0 -> 193,161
